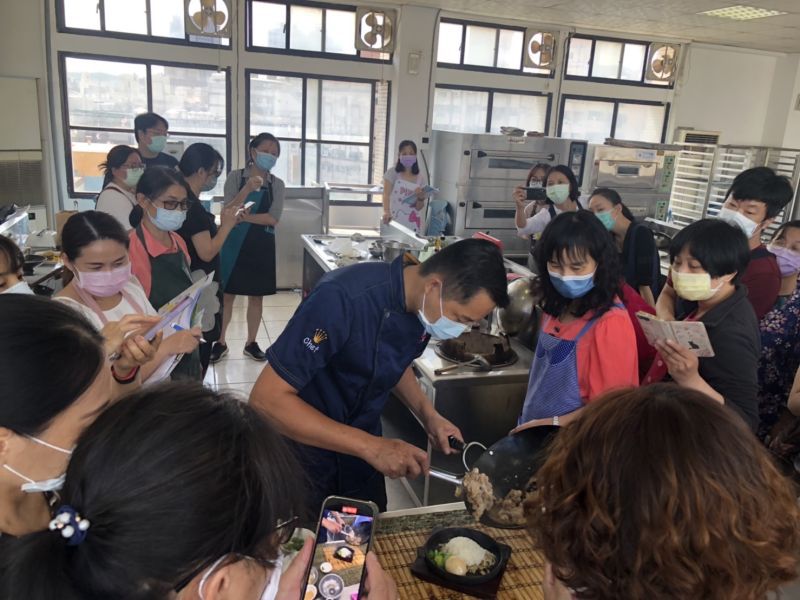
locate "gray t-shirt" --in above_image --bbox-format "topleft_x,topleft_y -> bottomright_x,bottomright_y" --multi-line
223,167 -> 285,221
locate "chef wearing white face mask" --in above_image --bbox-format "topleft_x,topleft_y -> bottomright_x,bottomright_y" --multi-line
656,167 -> 794,322
515,165 -> 584,240
644,219 -> 761,431
0,295 -> 112,537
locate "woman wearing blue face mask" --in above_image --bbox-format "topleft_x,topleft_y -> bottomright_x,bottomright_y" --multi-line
0,295 -> 112,540
587,187 -> 660,307
514,211 -> 638,433
381,140 -> 429,233
94,145 -> 144,231
514,164 -> 584,241
213,133 -> 286,364
2,383 -> 399,600
131,166 -> 203,380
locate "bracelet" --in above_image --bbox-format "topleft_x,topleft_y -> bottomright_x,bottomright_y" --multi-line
552,415 -> 560,426
111,365 -> 139,384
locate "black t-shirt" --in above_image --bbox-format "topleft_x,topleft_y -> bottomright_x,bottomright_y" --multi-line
142,152 -> 179,169
621,222 -> 658,289
177,193 -> 219,279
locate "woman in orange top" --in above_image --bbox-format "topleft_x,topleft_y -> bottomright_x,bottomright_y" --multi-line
516,211 -> 638,431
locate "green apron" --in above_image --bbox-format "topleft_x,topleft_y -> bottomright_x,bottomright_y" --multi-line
135,226 -> 202,381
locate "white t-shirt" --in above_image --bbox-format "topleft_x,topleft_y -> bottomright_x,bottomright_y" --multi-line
517,205 -> 562,237
95,184 -> 137,231
55,279 -> 157,331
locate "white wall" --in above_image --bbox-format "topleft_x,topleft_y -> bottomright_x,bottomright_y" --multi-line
782,59 -> 800,148
672,44 -> 782,145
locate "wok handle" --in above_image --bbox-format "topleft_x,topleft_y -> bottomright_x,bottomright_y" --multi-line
448,435 -> 465,451
461,441 -> 488,473
428,468 -> 463,486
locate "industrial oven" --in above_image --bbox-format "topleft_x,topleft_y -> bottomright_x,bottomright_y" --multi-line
429,131 -> 588,258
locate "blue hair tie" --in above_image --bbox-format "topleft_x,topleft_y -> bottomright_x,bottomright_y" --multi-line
49,505 -> 91,546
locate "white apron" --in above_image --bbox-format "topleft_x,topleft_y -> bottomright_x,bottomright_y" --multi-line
389,175 -> 424,233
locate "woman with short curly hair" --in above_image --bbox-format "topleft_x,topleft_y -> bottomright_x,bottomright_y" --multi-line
528,383 -> 800,600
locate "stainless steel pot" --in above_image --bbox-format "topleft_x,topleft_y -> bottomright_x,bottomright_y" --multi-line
497,277 -> 538,335
381,240 -> 412,262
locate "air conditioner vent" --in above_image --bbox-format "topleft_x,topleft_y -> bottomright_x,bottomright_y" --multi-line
674,128 -> 721,145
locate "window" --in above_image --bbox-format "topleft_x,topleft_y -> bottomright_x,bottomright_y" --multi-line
436,19 -> 549,75
433,86 -> 550,135
565,35 -> 668,87
558,96 -> 667,144
58,0 -> 231,47
247,71 -> 389,199
248,1 -> 390,61
61,54 -> 230,197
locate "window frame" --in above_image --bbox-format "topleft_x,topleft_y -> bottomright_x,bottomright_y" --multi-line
244,68 -> 390,205
436,17 -> 554,78
564,34 -> 672,89
56,0 -> 233,50
433,84 -> 553,135
246,0 -> 393,64
59,51 -> 232,199
556,94 -> 670,144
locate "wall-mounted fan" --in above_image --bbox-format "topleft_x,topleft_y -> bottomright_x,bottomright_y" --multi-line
355,7 -> 397,53
645,43 -> 679,83
184,0 -> 231,37
523,30 -> 557,71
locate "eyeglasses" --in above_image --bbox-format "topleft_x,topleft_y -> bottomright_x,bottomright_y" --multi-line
172,516 -> 298,593
147,128 -> 169,137
158,200 -> 189,211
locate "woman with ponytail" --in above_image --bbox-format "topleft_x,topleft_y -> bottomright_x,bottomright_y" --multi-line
1,382 -> 398,600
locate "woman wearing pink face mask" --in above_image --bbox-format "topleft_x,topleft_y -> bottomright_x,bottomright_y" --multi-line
767,220 -> 800,309
381,140 -> 429,233
54,211 -> 200,384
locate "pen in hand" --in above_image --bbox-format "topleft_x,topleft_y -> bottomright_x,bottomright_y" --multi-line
171,323 -> 207,344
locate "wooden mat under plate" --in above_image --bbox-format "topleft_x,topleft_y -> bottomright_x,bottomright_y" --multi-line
373,522 -> 545,599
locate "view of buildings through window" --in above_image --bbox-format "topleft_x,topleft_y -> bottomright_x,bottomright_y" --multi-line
433,87 -> 549,135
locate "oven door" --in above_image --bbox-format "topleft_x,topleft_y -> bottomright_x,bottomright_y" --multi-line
465,201 -> 518,230
469,150 -> 560,180
595,160 -> 658,189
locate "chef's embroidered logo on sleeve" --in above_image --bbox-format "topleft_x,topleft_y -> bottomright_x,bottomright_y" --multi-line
303,329 -> 328,352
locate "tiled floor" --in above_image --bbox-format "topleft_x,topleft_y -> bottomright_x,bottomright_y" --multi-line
203,291 -> 300,398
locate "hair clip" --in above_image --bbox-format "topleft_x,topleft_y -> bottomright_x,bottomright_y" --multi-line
49,505 -> 91,546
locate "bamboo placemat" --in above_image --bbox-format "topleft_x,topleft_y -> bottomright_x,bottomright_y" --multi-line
374,512 -> 545,599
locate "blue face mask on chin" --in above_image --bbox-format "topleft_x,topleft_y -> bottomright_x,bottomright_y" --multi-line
418,286 -> 470,340
548,270 -> 596,299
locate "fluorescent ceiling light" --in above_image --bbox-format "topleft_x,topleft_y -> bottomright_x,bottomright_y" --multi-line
698,5 -> 788,20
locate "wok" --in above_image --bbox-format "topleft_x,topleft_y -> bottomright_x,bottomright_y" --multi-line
429,426 -> 559,529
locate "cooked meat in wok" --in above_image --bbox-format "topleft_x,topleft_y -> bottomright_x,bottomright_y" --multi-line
462,468 -> 494,520
463,469 -> 538,526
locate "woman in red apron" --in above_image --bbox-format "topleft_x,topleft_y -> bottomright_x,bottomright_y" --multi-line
515,211 -> 638,432
129,167 -> 202,381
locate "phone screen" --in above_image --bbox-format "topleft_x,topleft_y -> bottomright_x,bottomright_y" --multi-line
525,186 -> 547,201
302,497 -> 377,600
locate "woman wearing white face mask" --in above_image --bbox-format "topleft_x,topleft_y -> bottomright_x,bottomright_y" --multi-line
514,165 -> 584,241
55,211 -> 200,384
2,383 -> 399,600
0,235 -> 34,295
643,219 -> 761,430
213,132 -> 285,364
0,295 -> 113,540
94,145 -> 145,231
130,166 -> 203,380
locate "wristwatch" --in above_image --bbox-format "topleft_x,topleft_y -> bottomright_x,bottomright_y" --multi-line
552,415 -> 560,426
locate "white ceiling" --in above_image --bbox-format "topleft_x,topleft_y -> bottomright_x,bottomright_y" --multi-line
403,0 -> 800,53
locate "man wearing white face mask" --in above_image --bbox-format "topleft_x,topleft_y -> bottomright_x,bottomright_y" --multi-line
643,219 -> 761,430
134,111 -> 179,170
252,240 -> 509,511
657,167 -> 794,321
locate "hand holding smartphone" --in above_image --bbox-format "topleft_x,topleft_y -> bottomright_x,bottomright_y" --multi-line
301,496 -> 378,600
524,186 -> 547,201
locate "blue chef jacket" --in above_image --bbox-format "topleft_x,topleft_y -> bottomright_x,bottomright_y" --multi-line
266,256 -> 429,510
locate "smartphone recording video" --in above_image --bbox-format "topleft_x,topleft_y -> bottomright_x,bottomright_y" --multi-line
302,496 -> 378,600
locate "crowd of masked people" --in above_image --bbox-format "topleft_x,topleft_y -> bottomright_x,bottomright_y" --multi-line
1,123 -> 800,597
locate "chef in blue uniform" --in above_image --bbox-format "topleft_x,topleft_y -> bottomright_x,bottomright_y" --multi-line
251,239 -> 510,511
